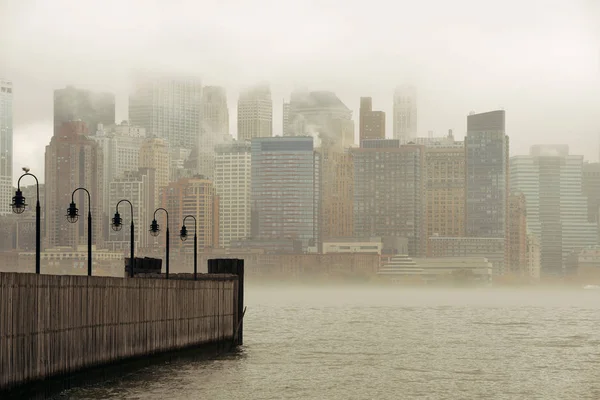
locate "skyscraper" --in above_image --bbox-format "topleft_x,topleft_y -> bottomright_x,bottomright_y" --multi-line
0,80 -> 13,215
506,193 -> 528,276
129,74 -> 202,148
393,85 -> 417,143
510,145 -> 598,276
285,90 -> 354,149
215,141 -> 251,248
45,121 -> 103,249
352,140 -> 426,256
251,137 -> 320,250
139,138 -> 170,207
465,110 -> 509,239
54,86 -> 115,134
359,97 -> 385,144
282,102 -> 290,137
237,84 -> 272,141
319,147 -> 354,240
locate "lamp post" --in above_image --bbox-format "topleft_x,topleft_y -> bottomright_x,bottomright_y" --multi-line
112,199 -> 135,278
66,187 -> 93,276
149,208 -> 169,279
12,171 -> 41,274
180,215 -> 197,280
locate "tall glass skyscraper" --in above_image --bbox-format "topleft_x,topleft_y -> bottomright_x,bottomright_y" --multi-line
251,137 -> 320,250
0,80 -> 13,215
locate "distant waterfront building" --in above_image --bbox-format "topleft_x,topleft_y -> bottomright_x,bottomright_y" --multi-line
506,193 -> 528,276
582,162 -> 600,226
424,135 -> 465,242
359,97 -> 385,144
251,137 -> 320,250
215,141 -> 252,248
90,122 -> 146,217
427,236 -> 505,276
282,102 -> 290,136
238,84 -> 272,141
465,110 -> 509,242
352,140 -> 426,257
526,234 -> 541,281
129,74 -> 202,148
322,238 -> 383,255
393,85 -> 417,143
0,80 -> 13,215
106,168 -> 156,252
319,147 -> 354,240
286,90 -> 354,149
379,256 -> 493,283
45,121 -> 103,249
510,145 -> 598,276
54,85 -> 115,134
139,138 -> 169,208
161,176 -> 220,259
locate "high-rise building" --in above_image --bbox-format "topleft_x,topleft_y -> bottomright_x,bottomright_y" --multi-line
282,101 -> 290,137
0,80 -> 13,215
352,140 -> 426,256
465,110 -> 509,239
45,121 -> 103,249
161,176 -> 219,263
510,145 -> 598,276
392,85 -> 417,143
359,97 -> 385,144
424,136 -> 465,241
106,168 -> 156,252
285,90 -> 354,149
139,138 -> 169,208
129,74 -> 202,148
53,86 -> 115,134
506,193 -> 528,276
90,122 -> 146,219
215,141 -> 251,248
319,147 -> 354,240
237,84 -> 272,141
251,137 -> 320,250
583,162 -> 600,226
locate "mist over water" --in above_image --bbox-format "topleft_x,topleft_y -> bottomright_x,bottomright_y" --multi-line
57,285 -> 600,399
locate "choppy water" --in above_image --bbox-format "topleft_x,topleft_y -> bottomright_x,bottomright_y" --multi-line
57,286 -> 600,399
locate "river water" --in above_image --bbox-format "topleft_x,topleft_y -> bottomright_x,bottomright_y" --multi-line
56,285 -> 600,399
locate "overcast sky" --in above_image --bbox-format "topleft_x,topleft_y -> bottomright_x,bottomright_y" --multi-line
1,0 -> 600,183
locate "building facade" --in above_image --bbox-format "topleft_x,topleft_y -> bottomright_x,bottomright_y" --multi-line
129,75 -> 202,148
44,121 -> 103,249
428,236 -> 505,276
359,97 -> 385,144
54,86 -> 115,134
392,85 -> 417,143
319,147 -> 354,240
215,141 -> 251,248
251,137 -> 320,250
352,140 -> 426,256
583,162 -> 600,226
139,138 -> 169,207
465,110 -> 509,239
510,145 -> 598,276
238,84 -> 272,141
0,80 -> 13,215
506,193 -> 528,276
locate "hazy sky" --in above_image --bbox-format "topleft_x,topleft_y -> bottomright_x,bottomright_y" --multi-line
1,0 -> 600,183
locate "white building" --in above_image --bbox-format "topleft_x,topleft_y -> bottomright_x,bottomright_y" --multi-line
322,238 -> 383,254
215,141 -> 251,248
393,85 -> 417,143
511,145 -> 598,276
91,122 -> 146,216
129,74 -> 202,149
0,80 -> 12,215
378,255 -> 492,282
237,84 -> 272,141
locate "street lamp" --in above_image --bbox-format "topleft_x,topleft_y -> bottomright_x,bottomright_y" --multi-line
149,208 -> 170,279
112,199 -> 135,278
66,187 -> 93,276
12,171 -> 41,274
180,215 -> 197,280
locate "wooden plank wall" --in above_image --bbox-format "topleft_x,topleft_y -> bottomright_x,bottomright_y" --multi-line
0,272 -> 238,391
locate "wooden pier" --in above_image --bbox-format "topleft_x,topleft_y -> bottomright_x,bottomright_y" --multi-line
0,259 -> 245,392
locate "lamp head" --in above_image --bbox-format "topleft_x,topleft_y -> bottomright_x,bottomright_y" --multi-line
149,219 -> 160,236
66,202 -> 79,223
111,211 -> 122,232
180,225 -> 188,241
11,190 -> 26,214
